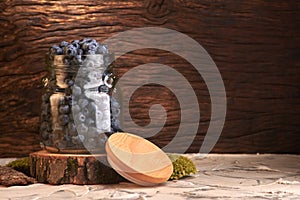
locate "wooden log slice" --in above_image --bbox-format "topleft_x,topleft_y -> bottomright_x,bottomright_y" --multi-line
30,150 -> 124,185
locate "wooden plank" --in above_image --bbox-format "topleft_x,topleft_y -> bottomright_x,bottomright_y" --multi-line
0,0 -> 299,157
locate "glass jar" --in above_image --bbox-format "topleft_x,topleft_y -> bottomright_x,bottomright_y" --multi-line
40,54 -> 121,153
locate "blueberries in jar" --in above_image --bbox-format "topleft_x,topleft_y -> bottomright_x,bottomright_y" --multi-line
59,114 -> 69,126
58,104 -> 70,114
43,38 -> 121,152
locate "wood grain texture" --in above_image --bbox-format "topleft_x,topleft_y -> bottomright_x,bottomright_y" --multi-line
0,0 -> 299,157
106,132 -> 173,186
30,150 -> 124,184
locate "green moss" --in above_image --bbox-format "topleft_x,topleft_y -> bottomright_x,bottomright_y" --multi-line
6,157 -> 31,177
167,154 -> 197,180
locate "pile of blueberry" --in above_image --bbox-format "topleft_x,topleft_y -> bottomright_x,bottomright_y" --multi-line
48,38 -> 110,65
40,38 -> 121,152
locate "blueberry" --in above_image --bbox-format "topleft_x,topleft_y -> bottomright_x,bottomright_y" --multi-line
50,45 -> 63,54
49,45 -> 63,60
63,57 -> 71,65
78,134 -> 85,142
86,138 -> 96,148
41,103 -> 50,114
41,130 -> 49,140
67,122 -> 77,136
87,101 -> 97,112
71,40 -> 80,49
79,38 -> 90,46
60,41 -> 69,48
96,44 -> 108,54
72,136 -> 82,144
72,85 -> 81,96
40,121 -> 51,131
63,134 -> 71,144
81,38 -> 99,55
85,49 -> 96,55
59,96 -> 65,105
59,104 -> 70,114
40,110 -> 48,121
65,79 -> 74,87
41,93 -> 50,103
82,107 -> 90,116
77,48 -> 83,55
98,133 -> 108,144
75,77 -> 87,87
72,104 -> 81,114
78,124 -> 88,134
84,117 -> 94,126
78,98 -> 89,108
111,118 -> 122,132
98,85 -> 109,93
59,114 -> 69,126
87,127 -> 98,138
72,55 -> 82,65
111,107 -> 120,117
75,112 -> 86,123
111,97 -> 119,106
64,94 -> 72,101
69,98 -> 77,106
63,44 -> 78,57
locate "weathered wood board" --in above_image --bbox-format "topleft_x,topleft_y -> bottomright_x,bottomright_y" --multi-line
0,0 -> 299,157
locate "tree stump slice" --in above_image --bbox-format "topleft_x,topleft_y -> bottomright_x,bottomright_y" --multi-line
30,150 -> 124,185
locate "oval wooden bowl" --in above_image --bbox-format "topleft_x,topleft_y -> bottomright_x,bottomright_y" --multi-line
105,132 -> 173,186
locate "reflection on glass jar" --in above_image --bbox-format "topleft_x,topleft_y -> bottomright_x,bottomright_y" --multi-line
40,53 -> 121,154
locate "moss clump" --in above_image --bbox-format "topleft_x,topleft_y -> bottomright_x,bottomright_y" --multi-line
167,154 -> 197,180
6,157 -> 31,177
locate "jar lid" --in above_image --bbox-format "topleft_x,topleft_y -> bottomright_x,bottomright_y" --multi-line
105,132 -> 173,186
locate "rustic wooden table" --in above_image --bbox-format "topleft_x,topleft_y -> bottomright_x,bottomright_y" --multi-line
1,154 -> 299,199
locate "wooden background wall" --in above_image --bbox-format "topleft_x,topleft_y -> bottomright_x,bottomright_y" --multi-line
0,0 -> 299,157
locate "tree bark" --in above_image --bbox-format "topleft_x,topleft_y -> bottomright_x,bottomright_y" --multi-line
30,150 -> 124,185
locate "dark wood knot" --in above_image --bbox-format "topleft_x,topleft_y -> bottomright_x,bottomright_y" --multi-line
144,0 -> 173,24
